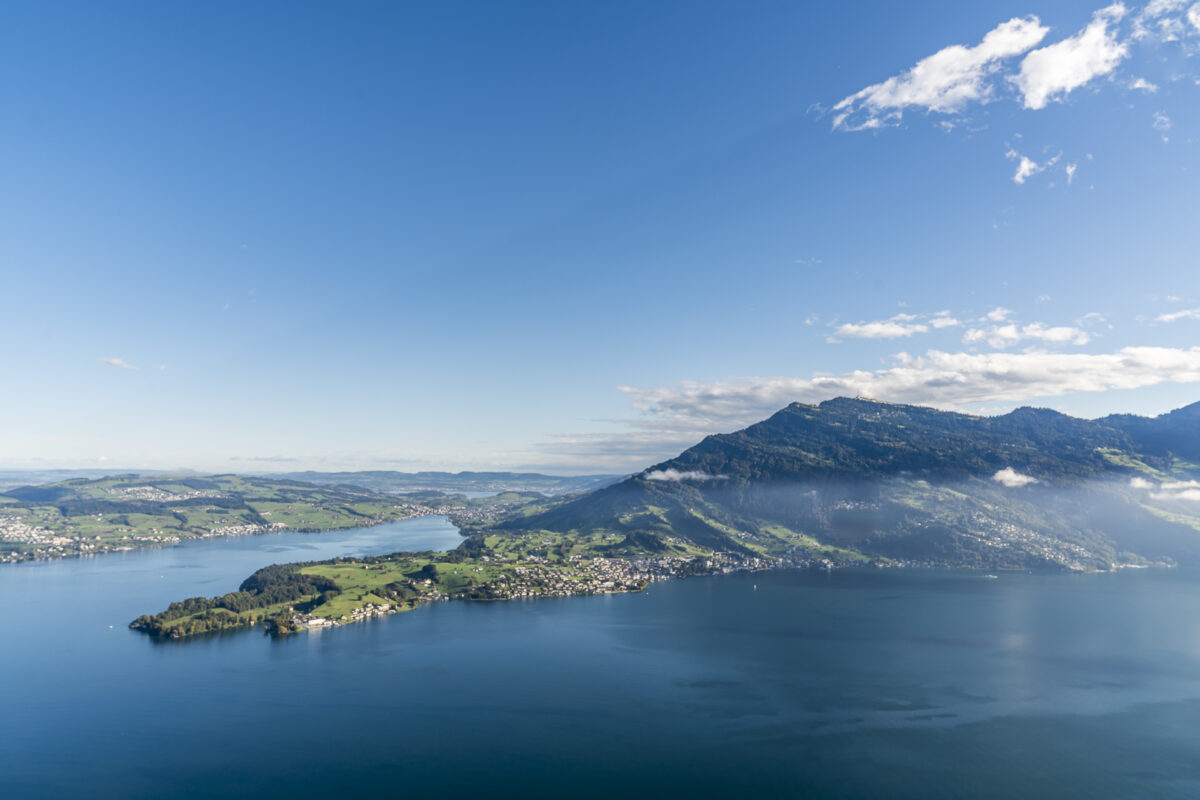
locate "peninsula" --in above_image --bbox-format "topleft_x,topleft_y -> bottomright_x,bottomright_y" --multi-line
131,398 -> 1200,640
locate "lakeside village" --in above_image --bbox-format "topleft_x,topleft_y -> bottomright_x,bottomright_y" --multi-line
0,495 -> 466,565
0,491 -> 528,564
289,548 -> 859,632
0,516 -> 300,564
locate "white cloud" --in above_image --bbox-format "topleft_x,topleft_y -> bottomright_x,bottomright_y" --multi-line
100,357 -> 139,371
1153,480 -> 1200,502
831,311 -> 963,341
1130,476 -> 1200,502
618,346 -> 1200,434
986,306 -> 1014,321
1009,150 -> 1044,184
1157,307 -> 1200,322
964,321 -> 1091,348
1066,162 -> 1078,183
1012,4 -> 1130,110
832,16 -> 1049,130
643,469 -> 728,482
833,313 -> 922,339
832,3 -> 1197,135
993,467 -> 1039,487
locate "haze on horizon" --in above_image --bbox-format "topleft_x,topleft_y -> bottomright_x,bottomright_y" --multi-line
2,0 -> 1198,475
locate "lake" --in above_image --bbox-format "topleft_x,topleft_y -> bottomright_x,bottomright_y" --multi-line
2,519 -> 1200,798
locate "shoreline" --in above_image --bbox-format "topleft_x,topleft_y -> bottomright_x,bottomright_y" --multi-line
131,543 -> 1176,642
1,511 -> 455,566
129,548 -> 879,640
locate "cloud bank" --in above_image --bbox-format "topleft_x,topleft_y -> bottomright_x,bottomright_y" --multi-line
620,346 -> 1200,432
533,344 -> 1200,472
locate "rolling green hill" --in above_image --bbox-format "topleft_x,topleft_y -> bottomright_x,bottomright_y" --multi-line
0,474 -> 428,563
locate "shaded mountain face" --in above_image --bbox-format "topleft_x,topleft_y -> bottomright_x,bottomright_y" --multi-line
648,398 -> 1143,483
1101,402 -> 1200,464
511,398 -> 1200,571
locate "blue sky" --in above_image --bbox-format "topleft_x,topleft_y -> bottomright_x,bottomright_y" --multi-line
2,0 -> 1198,473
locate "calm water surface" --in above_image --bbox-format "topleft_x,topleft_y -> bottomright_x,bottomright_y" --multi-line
2,519 -> 1200,799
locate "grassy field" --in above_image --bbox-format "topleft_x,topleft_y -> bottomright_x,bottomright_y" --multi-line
129,522 -> 815,639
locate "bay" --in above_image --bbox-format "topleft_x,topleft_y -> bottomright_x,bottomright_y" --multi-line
2,519 -> 1200,798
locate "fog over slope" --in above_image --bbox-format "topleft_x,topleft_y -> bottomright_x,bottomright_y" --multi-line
507,398 -> 1200,571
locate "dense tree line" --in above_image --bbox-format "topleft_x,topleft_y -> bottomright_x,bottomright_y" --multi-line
130,565 -> 340,638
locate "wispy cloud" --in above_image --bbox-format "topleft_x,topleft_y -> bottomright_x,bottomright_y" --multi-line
643,469 -> 728,482
1157,307 -> 1200,322
228,455 -> 302,463
1153,110 -> 1172,142
963,321 -> 1091,348
833,313 -> 927,340
930,312 -> 962,329
1134,0 -> 1193,40
100,357 -> 139,371
831,311 -> 960,341
832,16 -> 1048,130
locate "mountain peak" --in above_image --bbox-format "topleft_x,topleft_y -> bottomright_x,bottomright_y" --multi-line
514,397 -> 1200,571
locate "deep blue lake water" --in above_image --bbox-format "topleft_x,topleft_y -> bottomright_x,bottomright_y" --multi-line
3,518 -> 1200,798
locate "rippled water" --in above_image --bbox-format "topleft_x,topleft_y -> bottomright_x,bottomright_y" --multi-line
2,520 -> 1199,799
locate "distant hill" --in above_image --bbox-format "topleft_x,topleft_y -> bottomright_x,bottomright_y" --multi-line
0,469 -> 155,492
265,470 -> 622,496
0,474 -> 428,563
506,398 -> 1200,571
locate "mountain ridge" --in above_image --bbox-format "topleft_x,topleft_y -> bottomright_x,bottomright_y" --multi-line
504,398 -> 1200,571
